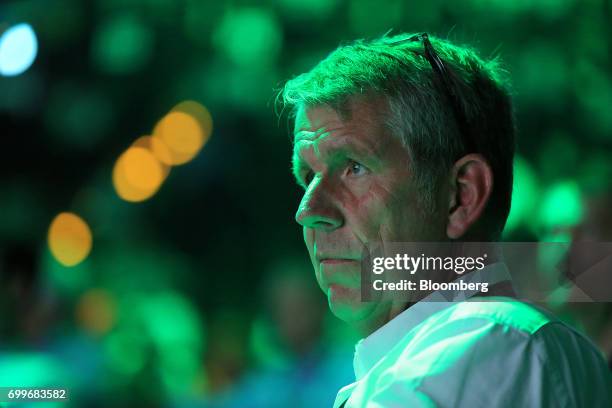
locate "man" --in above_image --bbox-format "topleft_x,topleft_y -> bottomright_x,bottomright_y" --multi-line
279,33 -> 612,407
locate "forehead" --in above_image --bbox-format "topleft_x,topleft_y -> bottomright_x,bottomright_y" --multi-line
293,99 -> 384,140
290,99 -> 415,184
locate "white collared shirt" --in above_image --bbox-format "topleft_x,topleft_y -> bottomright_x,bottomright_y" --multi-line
334,264 -> 612,407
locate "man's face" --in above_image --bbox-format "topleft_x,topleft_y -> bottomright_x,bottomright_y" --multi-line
292,99 -> 447,327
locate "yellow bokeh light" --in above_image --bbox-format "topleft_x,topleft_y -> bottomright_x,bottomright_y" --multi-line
113,146 -> 164,202
48,212 -> 93,267
172,100 -> 213,138
131,135 -> 171,180
152,100 -> 213,166
76,288 -> 116,335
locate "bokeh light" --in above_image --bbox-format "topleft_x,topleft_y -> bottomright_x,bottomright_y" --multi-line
103,291 -> 204,395
213,7 -> 282,68
48,212 -> 93,267
90,14 -> 154,75
0,353 -> 69,388
152,101 -> 213,166
538,181 -> 584,229
139,292 -> 204,395
0,23 -> 38,76
132,135 -> 172,180
76,289 -> 116,335
113,146 -> 164,202
104,326 -> 148,377
44,249 -> 93,295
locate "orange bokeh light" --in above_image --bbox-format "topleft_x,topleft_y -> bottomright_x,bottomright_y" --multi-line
152,101 -> 212,166
113,146 -> 164,202
48,212 -> 93,267
76,288 -> 116,335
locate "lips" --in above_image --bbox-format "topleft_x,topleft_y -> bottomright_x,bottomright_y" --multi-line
316,251 -> 361,263
320,258 -> 359,264
317,256 -> 361,289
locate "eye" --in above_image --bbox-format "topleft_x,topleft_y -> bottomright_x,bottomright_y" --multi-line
347,161 -> 369,177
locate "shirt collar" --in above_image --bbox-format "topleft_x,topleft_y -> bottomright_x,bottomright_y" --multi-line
353,262 -> 513,380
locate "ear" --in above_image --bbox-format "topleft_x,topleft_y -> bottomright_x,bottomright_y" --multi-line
446,154 -> 493,239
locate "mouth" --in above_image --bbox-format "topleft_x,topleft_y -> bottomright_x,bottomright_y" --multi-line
317,256 -> 361,289
319,258 -> 359,265
316,251 -> 361,264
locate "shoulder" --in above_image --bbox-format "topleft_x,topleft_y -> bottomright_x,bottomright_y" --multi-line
436,297 -> 554,334
434,298 -> 606,363
384,298 -> 612,406
413,298 -> 608,375
400,297 -> 556,358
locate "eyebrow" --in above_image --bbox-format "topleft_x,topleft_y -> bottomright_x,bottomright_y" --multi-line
291,136 -> 378,188
293,128 -> 325,145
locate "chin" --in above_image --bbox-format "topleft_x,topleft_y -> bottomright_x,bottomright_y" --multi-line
327,286 -> 379,324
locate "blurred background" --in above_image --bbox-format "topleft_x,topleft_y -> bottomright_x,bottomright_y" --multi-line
1,0 -> 611,406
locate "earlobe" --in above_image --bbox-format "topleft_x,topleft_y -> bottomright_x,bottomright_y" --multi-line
446,154 -> 493,239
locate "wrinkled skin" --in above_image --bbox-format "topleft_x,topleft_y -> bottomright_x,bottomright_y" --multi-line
292,98 -> 449,334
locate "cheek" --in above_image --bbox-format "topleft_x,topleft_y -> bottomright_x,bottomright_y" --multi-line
358,182 -> 424,242
303,228 -> 318,270
343,184 -> 395,241
304,227 -> 327,291
303,227 -> 315,254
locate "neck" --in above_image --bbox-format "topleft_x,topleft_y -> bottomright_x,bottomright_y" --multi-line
354,300 -> 412,337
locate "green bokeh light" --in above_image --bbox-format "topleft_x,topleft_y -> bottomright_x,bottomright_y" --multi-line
90,14 -> 154,75
42,248 -> 93,295
105,291 -> 204,396
0,353 -> 69,387
136,292 -> 203,349
538,181 -> 583,229
213,8 -> 283,68
104,326 -> 148,377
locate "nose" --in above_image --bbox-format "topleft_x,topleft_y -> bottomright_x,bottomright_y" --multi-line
295,178 -> 343,231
